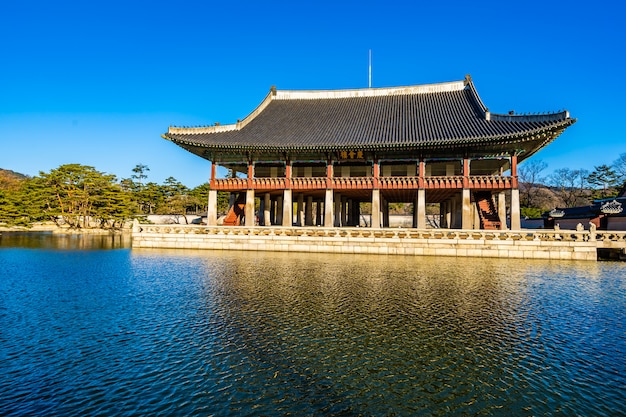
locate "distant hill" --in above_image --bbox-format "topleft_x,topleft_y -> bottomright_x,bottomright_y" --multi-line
0,169 -> 29,190
0,169 -> 28,180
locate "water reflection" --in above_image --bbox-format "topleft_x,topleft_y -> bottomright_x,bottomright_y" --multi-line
1,239 -> 624,416
0,231 -> 131,250
134,249 -> 626,415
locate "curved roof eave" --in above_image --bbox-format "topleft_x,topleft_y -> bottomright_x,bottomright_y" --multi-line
164,118 -> 575,155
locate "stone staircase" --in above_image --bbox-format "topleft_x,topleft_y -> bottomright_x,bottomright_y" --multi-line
222,193 -> 246,226
474,192 -> 501,230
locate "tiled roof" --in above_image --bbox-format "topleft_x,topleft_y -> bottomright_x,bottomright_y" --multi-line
164,76 -> 575,156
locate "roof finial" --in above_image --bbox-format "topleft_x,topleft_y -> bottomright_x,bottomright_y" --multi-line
464,74 -> 472,85
369,49 -> 372,88
270,85 -> 277,94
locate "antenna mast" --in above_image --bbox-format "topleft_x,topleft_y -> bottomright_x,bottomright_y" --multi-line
368,49 -> 372,88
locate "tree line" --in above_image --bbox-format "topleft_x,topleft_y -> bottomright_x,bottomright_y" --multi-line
0,163 -> 229,229
518,153 -> 626,218
1,153 -> 625,228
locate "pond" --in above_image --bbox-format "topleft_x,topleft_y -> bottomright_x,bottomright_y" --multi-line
1,232 -> 624,416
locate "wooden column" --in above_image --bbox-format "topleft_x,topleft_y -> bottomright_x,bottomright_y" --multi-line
247,161 -> 254,189
511,154 -> 518,188
210,162 -> 217,188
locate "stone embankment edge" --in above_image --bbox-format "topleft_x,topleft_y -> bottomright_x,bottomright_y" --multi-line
131,226 -> 599,261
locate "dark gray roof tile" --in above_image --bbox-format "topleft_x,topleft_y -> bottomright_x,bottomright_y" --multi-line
164,77 -> 575,156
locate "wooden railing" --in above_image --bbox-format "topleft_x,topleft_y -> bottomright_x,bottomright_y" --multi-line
212,176 -> 515,191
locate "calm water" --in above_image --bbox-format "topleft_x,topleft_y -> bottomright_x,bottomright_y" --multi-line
1,232 -> 625,416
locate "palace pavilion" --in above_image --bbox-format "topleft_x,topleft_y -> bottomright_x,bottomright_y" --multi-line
163,75 -> 575,230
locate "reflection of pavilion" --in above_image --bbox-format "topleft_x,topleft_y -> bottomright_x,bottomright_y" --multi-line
164,75 -> 575,229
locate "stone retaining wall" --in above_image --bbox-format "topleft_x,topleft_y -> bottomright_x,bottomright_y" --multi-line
132,225 -> 602,261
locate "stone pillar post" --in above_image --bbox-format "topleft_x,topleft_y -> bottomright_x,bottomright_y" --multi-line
382,198 -> 390,228
416,189 -> 426,229
473,200 -> 480,230
263,193 -> 271,226
270,198 -> 276,225
276,195 -> 283,225
498,191 -> 507,230
461,189 -> 471,229
305,196 -> 314,226
451,196 -> 458,228
316,201 -> 322,226
371,189 -> 381,228
282,189 -> 292,227
341,196 -> 348,226
207,189 -> 218,226
324,189 -> 334,227
245,189 -> 255,227
259,195 -> 266,226
440,200 -> 452,229
352,200 -> 361,227
334,192 -> 342,227
296,193 -> 304,226
510,188 -> 521,230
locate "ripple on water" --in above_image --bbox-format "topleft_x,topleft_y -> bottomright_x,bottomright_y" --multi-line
0,246 -> 625,416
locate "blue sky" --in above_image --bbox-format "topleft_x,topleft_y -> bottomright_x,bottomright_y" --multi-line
1,0 -> 625,188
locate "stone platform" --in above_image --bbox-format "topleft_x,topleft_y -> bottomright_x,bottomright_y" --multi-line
130,225 -> 626,261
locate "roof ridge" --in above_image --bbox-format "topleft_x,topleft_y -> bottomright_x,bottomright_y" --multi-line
274,80 -> 466,100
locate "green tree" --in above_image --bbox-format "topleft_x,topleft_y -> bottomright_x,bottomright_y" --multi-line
131,163 -> 150,185
188,183 -> 210,214
587,165 -> 620,199
38,164 -> 134,229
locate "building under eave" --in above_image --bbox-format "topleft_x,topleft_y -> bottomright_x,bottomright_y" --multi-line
163,75 -> 576,229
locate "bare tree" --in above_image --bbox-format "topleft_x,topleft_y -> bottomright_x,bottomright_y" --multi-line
612,152 -> 626,184
548,168 -> 590,207
518,159 -> 548,208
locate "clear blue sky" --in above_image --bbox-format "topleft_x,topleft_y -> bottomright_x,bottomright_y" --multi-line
2,0 -> 625,188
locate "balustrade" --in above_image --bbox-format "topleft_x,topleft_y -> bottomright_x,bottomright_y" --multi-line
134,224 -> 626,246
212,175 -> 516,191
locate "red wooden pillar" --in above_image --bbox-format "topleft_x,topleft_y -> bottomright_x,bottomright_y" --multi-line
210,162 -> 217,188
418,160 -> 425,188
510,154 -> 518,188
326,159 -> 333,189
285,160 -> 292,188
247,161 -> 254,189
373,159 -> 380,189
462,157 -> 470,188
